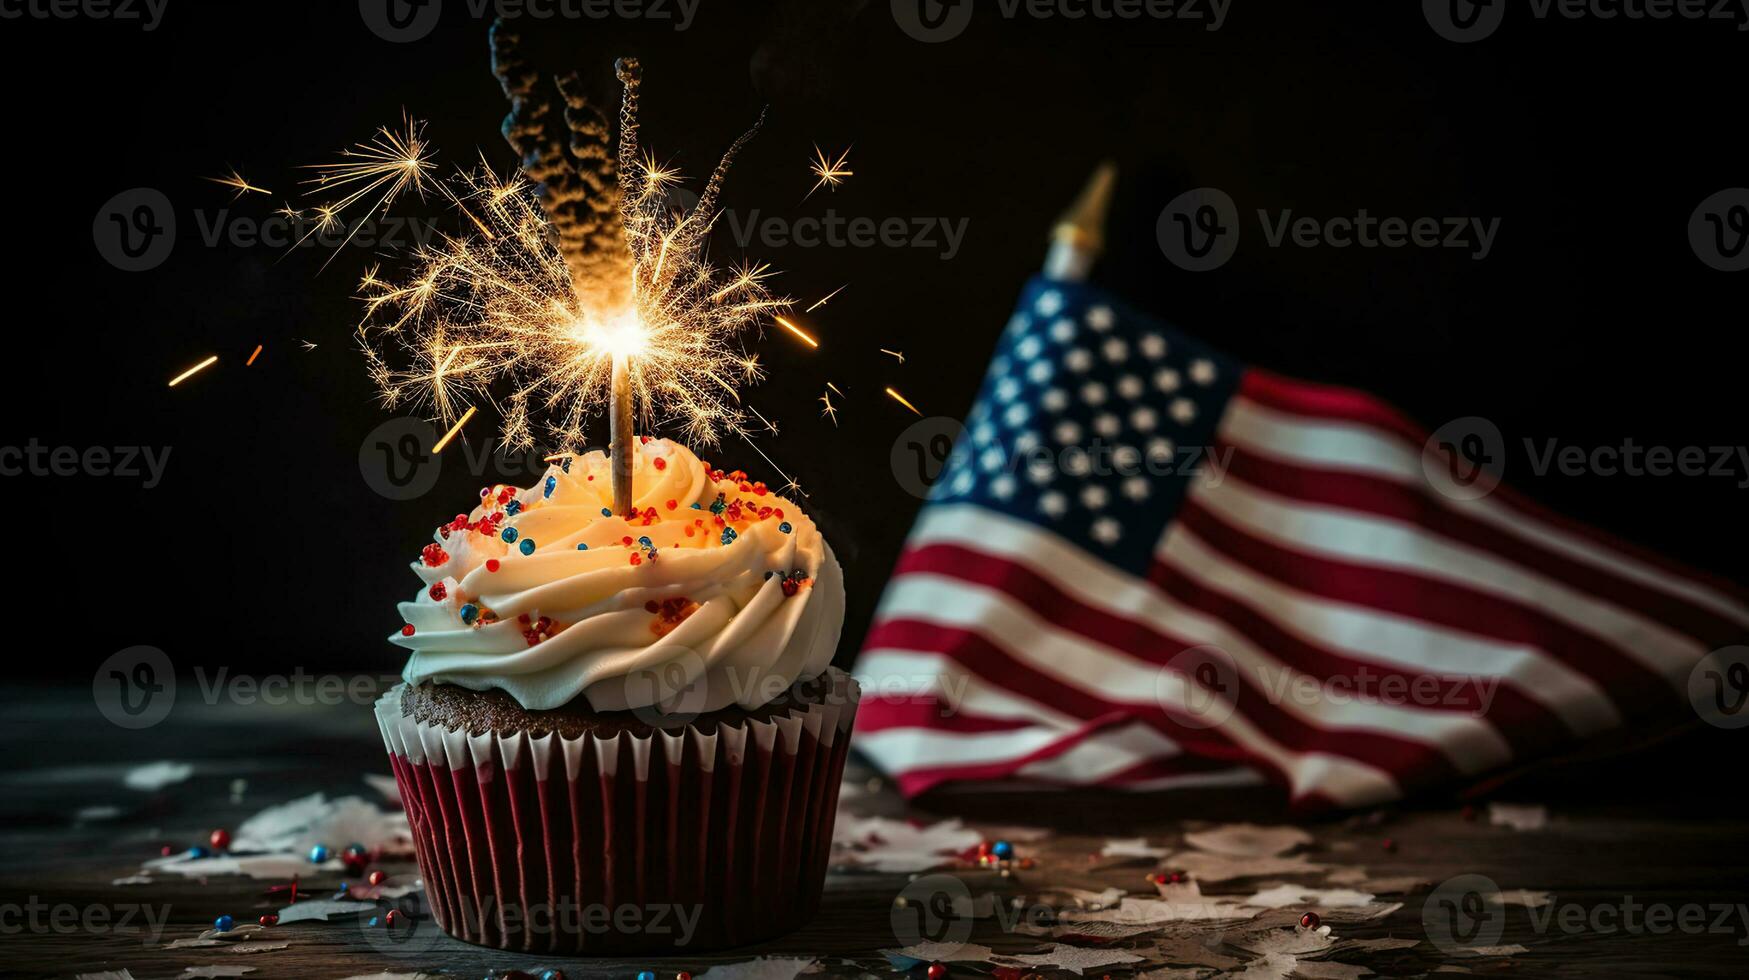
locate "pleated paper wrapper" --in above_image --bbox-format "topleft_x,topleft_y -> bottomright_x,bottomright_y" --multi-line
374,668 -> 859,954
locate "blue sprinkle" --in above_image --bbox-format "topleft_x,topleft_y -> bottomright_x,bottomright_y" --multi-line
576,543 -> 589,551
213,914 -> 234,932
501,527 -> 519,543
309,844 -> 330,863
460,603 -> 479,625
545,476 -> 557,497
638,536 -> 652,547
519,539 -> 536,555
602,507 -> 612,517
506,500 -> 522,516
779,522 -> 793,534
721,527 -> 738,546
691,502 -> 703,510
992,840 -> 1014,859
638,972 -> 656,980
187,845 -> 210,858
368,915 -> 380,927
561,458 -> 572,473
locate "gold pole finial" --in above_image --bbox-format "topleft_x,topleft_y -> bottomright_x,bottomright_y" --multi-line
1045,161 -> 1118,281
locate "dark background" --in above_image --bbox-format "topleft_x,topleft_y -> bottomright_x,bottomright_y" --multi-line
10,0 -> 1745,682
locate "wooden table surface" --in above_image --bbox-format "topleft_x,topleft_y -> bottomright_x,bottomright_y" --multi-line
3,684 -> 1747,980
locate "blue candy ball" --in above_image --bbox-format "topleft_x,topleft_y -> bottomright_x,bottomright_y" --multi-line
501,526 -> 518,543
519,539 -> 536,555
213,914 -> 234,932
992,840 -> 1014,859
638,972 -> 656,980
309,844 -> 330,863
576,543 -> 589,551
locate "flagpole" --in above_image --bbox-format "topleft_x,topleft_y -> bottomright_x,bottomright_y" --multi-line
1044,160 -> 1117,282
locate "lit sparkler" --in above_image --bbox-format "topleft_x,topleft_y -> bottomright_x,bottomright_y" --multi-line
885,386 -> 922,416
806,283 -> 848,312
356,59 -> 791,513
300,114 -> 437,254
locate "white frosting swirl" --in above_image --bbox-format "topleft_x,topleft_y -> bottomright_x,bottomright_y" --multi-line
391,438 -> 844,713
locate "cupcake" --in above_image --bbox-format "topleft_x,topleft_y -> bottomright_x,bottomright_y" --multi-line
374,437 -> 856,954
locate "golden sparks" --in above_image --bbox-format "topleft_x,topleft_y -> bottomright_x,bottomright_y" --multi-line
168,355 -> 219,387
359,132 -> 786,451
774,315 -> 820,350
805,145 -> 854,200
806,283 -> 848,313
299,114 -> 436,254
246,344 -> 263,366
819,387 -> 839,426
432,405 -> 477,453
880,348 -> 906,365
207,168 -> 270,199
885,386 -> 922,416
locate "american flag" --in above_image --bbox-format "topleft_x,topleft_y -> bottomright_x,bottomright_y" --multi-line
854,276 -> 1748,811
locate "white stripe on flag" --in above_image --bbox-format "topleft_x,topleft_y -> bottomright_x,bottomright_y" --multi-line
1221,398 -> 1749,630
1192,472 -> 1706,685
1158,523 -> 1622,736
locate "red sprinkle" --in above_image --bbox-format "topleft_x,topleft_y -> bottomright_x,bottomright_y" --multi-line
666,499 -> 678,510
630,555 -> 643,566
401,624 -> 416,637
622,536 -> 634,546
653,457 -> 667,470
428,582 -> 448,601
486,559 -> 501,573
420,543 -> 449,567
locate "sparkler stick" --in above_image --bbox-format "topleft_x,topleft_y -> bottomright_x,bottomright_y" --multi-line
610,354 -> 633,513
1044,160 -> 1117,282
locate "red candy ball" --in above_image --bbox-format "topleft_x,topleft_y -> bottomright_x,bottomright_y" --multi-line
259,914 -> 278,927
384,909 -> 402,927
209,829 -> 231,851
1300,912 -> 1320,930
927,964 -> 948,980
368,870 -> 387,886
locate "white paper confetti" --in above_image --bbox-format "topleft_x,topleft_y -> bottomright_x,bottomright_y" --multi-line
271,898 -> 377,925
1103,836 -> 1173,859
178,967 -> 258,978
1244,884 -> 1377,909
124,761 -> 194,791
1487,803 -> 1548,832
1166,851 -> 1327,882
695,957 -> 818,980
1183,824 -> 1312,858
990,943 -> 1146,975
832,816 -> 981,873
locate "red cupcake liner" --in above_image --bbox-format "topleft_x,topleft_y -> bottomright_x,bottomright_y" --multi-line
374,668 -> 859,955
